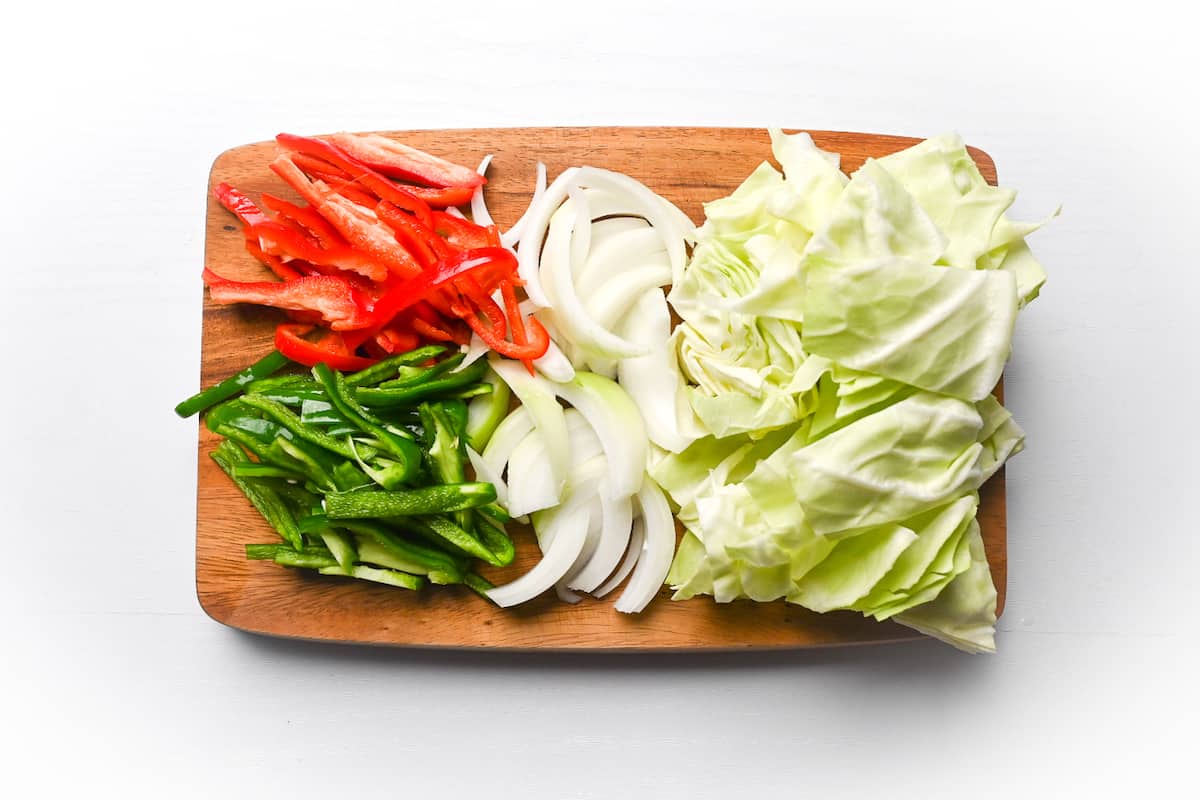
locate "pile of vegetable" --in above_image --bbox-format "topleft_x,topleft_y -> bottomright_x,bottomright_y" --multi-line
655,129 -> 1052,653
182,128 -> 1052,653
204,132 -> 549,373
178,347 -> 513,593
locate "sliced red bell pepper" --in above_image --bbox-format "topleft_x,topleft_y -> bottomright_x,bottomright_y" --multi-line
376,201 -> 454,268
326,132 -> 484,189
288,152 -> 354,185
328,179 -> 379,210
430,210 -> 499,250
247,220 -> 391,283
499,279 -> 527,347
364,247 -> 519,330
275,133 -> 434,225
213,182 -> 272,228
275,323 -> 377,371
203,268 -> 372,331
454,295 -> 550,361
259,193 -> 344,249
394,183 -> 478,209
243,236 -> 304,282
269,155 -> 422,279
374,325 -> 421,355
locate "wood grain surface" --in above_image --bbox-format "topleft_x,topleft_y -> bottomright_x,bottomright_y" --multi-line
194,127 -> 1006,651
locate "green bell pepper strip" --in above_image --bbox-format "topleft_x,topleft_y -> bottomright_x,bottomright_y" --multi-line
275,549 -> 341,569
318,529 -> 357,571
247,383 -> 329,407
465,368 -> 511,452
375,351 -> 467,389
474,513 -> 516,567
462,572 -> 497,601
353,358 -> 489,408
231,463 -> 306,481
420,402 -> 467,484
211,441 -> 303,549
419,400 -> 475,533
410,514 -> 507,567
175,350 -> 291,418
245,543 -> 284,560
325,483 -> 496,519
208,400 -> 369,492
318,564 -> 425,590
353,538 -> 461,585
477,503 -> 512,524
239,393 -> 377,462
311,363 -> 422,482
343,345 -> 448,387
331,518 -> 468,577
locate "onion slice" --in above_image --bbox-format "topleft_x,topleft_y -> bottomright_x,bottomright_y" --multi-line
470,154 -> 494,227
501,161 -> 547,248
593,518 -> 645,598
614,478 -> 675,613
567,488 -> 634,593
486,506 -> 590,608
516,167 -> 580,307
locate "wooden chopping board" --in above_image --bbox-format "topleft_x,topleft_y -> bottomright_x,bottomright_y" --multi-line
194,127 -> 1006,651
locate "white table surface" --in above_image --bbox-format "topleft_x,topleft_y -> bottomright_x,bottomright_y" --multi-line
4,1 -> 1196,796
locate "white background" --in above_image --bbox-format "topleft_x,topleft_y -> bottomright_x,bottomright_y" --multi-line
3,1 -> 1196,796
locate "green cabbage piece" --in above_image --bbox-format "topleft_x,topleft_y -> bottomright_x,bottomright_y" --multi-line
801,255 -> 1018,402
660,129 -> 1049,653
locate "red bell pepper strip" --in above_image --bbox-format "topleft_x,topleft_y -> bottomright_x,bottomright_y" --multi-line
243,236 -> 304,282
274,323 -> 377,371
214,182 -> 273,228
374,325 -> 421,355
288,152 -> 354,185
259,193 -> 344,249
247,220 -> 391,283
499,280 -> 527,347
376,201 -> 454,268
430,210 -> 499,250
454,295 -> 550,361
328,179 -> 379,210
411,318 -> 460,343
275,133 -> 435,226
212,183 -> 304,280
364,247 -> 519,330
394,183 -> 478,209
326,132 -> 484,189
269,155 -> 422,279
203,268 -> 372,331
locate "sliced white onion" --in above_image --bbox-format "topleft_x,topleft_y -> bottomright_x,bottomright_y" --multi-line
568,486 -> 634,593
572,167 -> 693,286
541,200 -> 647,361
567,183 -> 592,279
501,161 -> 547,248
534,340 -> 576,383
490,359 -> 569,502
443,206 -> 468,219
614,478 -> 675,613
470,154 -> 494,227
455,334 -> 490,372
486,506 -> 590,608
593,518 -> 645,598
552,372 -> 647,499
480,407 -> 532,477
617,289 -> 704,454
516,166 -> 580,307
466,445 -> 508,507
577,225 -> 664,298
505,427 -> 562,517
583,263 -> 673,332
